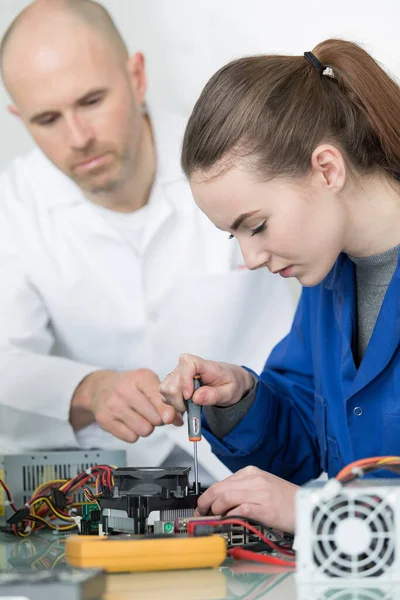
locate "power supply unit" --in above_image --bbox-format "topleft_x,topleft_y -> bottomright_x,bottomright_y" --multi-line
296,479 -> 400,583
0,449 -> 126,525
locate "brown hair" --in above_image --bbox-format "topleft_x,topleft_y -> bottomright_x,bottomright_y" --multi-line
181,39 -> 400,181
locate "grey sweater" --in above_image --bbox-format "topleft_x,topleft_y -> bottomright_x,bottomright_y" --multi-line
349,244 -> 399,365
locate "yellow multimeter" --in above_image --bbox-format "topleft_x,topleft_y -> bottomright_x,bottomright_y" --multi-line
65,533 -> 227,573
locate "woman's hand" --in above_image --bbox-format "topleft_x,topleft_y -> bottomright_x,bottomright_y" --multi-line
196,466 -> 298,533
159,353 -> 254,413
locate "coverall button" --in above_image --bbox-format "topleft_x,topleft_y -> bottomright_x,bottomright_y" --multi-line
353,406 -> 363,416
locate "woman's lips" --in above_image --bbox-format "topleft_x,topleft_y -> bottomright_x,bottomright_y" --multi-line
278,266 -> 294,278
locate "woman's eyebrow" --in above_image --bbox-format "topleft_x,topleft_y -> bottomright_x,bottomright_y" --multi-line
230,210 -> 260,231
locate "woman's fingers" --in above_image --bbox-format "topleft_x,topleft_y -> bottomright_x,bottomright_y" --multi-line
196,467 -> 298,532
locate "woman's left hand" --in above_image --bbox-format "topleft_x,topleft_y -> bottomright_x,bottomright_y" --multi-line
196,466 -> 299,533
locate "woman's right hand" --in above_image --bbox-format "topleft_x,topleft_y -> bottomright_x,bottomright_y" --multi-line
159,353 -> 255,413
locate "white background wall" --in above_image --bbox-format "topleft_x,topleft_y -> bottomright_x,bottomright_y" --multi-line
0,0 -> 399,171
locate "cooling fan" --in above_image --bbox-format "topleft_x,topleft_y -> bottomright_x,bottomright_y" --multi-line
296,480 -> 400,583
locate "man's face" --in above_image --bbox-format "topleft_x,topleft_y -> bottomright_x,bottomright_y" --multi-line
7,29 -> 145,195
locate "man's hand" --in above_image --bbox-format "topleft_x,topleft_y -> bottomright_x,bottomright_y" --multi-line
70,368 -> 183,442
195,466 -> 298,533
159,353 -> 255,413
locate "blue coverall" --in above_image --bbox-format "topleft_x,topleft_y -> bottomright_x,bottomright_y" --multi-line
203,252 -> 400,485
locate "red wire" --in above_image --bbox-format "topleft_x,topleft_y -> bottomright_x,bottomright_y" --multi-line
188,518 -> 295,558
0,478 -> 18,512
228,547 -> 296,567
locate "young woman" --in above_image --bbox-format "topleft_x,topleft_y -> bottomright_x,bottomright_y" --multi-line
159,39 -> 400,533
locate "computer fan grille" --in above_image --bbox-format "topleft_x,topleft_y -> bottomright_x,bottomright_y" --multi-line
311,494 -> 395,578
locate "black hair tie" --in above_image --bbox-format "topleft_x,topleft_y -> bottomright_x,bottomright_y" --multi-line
304,51 -> 335,78
304,51 -> 326,74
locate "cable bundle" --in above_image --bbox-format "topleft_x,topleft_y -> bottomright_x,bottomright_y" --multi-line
336,456 -> 400,484
0,464 -> 114,537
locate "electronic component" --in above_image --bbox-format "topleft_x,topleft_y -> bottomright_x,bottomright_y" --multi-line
0,449 -> 126,526
93,467 -> 201,535
153,520 -> 175,535
175,515 -> 288,548
0,568 -> 105,600
65,533 -> 227,572
78,467 -> 294,558
80,503 -> 102,535
296,479 -> 400,582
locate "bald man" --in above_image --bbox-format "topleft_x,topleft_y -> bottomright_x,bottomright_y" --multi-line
0,0 -> 294,479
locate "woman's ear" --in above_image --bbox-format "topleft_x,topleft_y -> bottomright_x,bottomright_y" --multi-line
311,144 -> 347,192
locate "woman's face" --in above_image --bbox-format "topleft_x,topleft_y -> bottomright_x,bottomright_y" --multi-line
190,163 -> 347,287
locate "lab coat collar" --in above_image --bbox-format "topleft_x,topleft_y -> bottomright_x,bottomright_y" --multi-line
24,149 -> 85,210
322,253 -> 349,290
323,246 -> 400,291
140,175 -> 175,250
335,248 -> 400,401
140,112 -> 187,250
22,115 -> 235,266
24,113 -> 189,244
348,262 -> 400,398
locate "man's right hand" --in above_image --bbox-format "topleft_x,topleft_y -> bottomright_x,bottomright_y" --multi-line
159,354 -> 255,413
70,368 -> 183,442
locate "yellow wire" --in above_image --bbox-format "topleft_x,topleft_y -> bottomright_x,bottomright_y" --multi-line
32,514 -> 76,531
31,478 -> 67,499
51,553 -> 66,569
337,456 -> 400,481
30,497 -> 73,521
30,539 -> 64,567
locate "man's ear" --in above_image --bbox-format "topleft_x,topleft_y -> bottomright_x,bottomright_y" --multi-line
8,104 -> 20,117
126,52 -> 147,107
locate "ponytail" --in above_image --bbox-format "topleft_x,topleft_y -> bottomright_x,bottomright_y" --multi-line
313,39 -> 400,176
182,39 -> 400,181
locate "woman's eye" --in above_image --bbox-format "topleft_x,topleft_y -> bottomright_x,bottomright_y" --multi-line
251,221 -> 267,236
84,97 -> 101,106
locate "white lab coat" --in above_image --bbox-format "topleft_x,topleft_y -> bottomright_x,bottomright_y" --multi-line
0,115 -> 295,480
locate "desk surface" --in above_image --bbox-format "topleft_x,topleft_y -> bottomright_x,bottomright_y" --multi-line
0,530 -> 295,600
0,532 -> 397,600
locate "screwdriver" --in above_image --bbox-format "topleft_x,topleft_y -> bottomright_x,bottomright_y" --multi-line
184,375 -> 202,495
